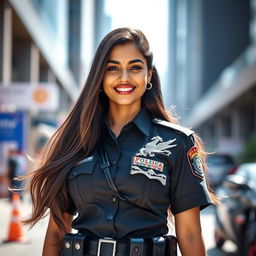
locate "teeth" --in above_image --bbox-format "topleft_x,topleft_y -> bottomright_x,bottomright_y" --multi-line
116,87 -> 133,92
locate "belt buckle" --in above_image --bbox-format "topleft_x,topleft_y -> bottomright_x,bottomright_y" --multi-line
97,237 -> 116,256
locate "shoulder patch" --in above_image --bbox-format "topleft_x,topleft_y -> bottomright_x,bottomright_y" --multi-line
187,146 -> 204,179
153,118 -> 194,136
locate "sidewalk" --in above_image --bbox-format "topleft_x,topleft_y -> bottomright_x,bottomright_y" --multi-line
0,195 -> 48,256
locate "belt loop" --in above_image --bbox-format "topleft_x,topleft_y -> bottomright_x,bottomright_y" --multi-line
152,237 -> 165,256
73,233 -> 86,256
129,238 -> 144,256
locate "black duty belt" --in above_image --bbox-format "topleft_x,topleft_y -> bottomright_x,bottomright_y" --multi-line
63,233 -> 177,256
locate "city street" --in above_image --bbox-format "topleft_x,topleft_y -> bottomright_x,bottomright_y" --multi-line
200,206 -> 238,256
0,196 -> 238,256
0,196 -> 47,255
0,1 -> 253,256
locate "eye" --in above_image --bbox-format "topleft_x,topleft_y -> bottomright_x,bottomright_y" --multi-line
106,65 -> 119,71
130,65 -> 142,71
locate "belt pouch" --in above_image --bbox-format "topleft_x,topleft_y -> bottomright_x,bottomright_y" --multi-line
163,235 -> 177,256
152,237 -> 165,256
130,238 -> 144,256
63,233 -> 75,256
73,233 -> 86,256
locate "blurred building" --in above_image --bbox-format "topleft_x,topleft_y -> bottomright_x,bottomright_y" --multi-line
0,0 -> 99,196
168,0 -> 255,156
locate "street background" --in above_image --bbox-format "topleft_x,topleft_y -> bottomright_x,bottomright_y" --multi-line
0,196 -> 237,256
0,0 -> 255,255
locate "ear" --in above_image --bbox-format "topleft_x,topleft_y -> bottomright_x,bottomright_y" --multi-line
147,69 -> 153,83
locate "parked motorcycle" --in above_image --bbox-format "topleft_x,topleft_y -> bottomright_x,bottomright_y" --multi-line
207,153 -> 237,188
214,163 -> 256,256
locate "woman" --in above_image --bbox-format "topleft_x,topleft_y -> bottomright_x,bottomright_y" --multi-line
25,28 -> 215,256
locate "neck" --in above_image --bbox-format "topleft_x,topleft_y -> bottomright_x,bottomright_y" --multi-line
108,102 -> 141,136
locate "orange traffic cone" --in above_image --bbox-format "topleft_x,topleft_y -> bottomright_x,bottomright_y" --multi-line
3,193 -> 26,243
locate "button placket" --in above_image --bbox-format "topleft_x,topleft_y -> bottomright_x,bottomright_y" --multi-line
102,139 -> 120,237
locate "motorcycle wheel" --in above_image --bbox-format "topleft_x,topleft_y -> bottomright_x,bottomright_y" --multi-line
214,229 -> 225,248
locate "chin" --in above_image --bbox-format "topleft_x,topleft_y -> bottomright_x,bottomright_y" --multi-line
110,99 -> 141,107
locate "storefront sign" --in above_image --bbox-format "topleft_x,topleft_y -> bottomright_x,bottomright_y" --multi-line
0,83 -> 59,111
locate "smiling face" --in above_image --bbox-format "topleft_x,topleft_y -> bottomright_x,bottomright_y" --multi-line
102,42 -> 152,110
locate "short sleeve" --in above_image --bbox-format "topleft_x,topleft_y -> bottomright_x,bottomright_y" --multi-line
64,185 -> 77,215
170,134 -> 212,214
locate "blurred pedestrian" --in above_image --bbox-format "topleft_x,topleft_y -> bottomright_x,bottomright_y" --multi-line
6,149 -> 17,201
24,28 -> 217,256
7,149 -> 26,201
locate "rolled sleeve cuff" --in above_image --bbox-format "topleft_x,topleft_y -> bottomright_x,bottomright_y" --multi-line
171,190 -> 212,215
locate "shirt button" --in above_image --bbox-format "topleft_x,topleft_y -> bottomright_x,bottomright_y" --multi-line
112,196 -> 117,203
107,214 -> 113,221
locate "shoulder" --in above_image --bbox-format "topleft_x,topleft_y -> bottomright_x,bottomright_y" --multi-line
152,118 -> 194,137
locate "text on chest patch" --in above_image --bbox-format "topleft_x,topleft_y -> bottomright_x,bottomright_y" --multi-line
132,156 -> 164,172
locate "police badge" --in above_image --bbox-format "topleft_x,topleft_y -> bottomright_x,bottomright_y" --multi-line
187,146 -> 204,179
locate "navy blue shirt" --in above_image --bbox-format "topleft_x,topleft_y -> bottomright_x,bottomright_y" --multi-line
66,107 -> 212,240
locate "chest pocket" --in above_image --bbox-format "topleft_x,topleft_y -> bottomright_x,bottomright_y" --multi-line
68,156 -> 96,206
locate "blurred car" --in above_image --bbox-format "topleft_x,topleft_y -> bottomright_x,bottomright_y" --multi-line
206,153 -> 237,188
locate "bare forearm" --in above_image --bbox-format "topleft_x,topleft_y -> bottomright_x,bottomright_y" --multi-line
42,229 -> 64,256
177,232 -> 206,256
42,213 -> 73,256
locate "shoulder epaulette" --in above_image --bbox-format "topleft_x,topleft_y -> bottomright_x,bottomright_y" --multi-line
153,118 -> 194,136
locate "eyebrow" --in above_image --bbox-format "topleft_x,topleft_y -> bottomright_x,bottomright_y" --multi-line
106,59 -> 144,64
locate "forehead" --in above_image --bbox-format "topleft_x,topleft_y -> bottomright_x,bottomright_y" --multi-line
108,42 -> 146,61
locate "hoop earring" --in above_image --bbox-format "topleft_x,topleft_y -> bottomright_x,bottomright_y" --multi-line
146,82 -> 152,90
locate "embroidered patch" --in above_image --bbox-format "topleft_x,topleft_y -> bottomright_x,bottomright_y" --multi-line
187,146 -> 204,179
132,156 -> 164,172
131,166 -> 167,186
136,136 -> 177,157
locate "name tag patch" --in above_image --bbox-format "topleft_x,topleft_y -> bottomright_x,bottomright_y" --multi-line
132,156 -> 164,172
131,156 -> 167,186
187,146 -> 204,179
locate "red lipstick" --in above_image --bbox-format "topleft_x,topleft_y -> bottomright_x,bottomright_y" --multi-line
114,84 -> 136,95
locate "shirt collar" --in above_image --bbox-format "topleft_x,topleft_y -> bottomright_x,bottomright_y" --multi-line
132,107 -> 151,137
103,106 -> 151,137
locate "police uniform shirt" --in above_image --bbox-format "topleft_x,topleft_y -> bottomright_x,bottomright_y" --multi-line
66,107 -> 212,240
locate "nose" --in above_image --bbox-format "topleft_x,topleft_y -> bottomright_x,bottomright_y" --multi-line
119,69 -> 130,82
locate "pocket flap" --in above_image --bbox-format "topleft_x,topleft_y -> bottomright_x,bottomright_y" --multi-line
68,156 -> 96,179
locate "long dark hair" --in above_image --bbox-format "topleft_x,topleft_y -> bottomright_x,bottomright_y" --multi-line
24,27 -> 216,232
